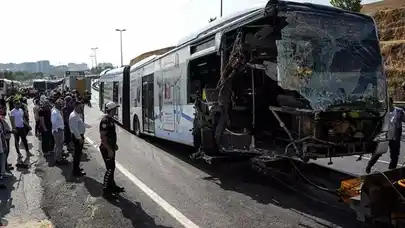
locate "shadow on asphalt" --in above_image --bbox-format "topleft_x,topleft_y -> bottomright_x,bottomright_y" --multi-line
0,176 -> 16,227
15,154 -> 34,174
18,142 -> 33,150
143,137 -> 362,228
83,177 -> 172,228
42,145 -> 91,183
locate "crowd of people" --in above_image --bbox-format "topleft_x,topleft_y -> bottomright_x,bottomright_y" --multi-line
0,88 -> 123,198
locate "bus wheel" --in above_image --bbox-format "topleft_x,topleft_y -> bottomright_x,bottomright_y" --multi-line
133,116 -> 141,137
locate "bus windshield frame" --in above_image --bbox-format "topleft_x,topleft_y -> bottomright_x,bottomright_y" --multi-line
275,10 -> 386,114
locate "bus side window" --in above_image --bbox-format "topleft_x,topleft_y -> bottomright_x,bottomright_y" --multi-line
188,53 -> 221,104
189,80 -> 201,103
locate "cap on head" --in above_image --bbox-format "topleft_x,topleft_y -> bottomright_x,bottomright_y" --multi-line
105,101 -> 119,111
64,95 -> 72,102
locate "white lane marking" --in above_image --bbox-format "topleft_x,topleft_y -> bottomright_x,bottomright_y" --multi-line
85,137 -> 201,228
353,155 -> 387,163
352,155 -> 404,166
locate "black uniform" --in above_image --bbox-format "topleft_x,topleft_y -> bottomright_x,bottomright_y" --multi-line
99,115 -> 123,194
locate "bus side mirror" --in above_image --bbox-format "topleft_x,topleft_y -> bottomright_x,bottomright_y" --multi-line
215,32 -> 222,55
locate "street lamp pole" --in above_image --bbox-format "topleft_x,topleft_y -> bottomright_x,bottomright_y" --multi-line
115,29 -> 126,66
91,47 -> 98,69
220,0 -> 223,17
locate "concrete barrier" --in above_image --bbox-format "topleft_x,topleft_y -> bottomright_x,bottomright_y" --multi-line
91,80 -> 99,91
395,101 -> 405,108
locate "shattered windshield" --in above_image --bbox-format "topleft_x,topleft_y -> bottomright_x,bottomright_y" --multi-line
276,11 -> 386,113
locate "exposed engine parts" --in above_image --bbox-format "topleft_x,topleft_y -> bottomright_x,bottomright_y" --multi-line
191,23 -> 386,163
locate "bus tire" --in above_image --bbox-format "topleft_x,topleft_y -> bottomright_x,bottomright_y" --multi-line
133,115 -> 142,137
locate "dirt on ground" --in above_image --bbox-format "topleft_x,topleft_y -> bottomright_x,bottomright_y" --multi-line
362,1 -> 405,98
361,0 -> 405,13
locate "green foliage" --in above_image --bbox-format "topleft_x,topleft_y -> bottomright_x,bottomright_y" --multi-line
90,62 -> 114,74
330,0 -> 362,12
0,71 -> 45,81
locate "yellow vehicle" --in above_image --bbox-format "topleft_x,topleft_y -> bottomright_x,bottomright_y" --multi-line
64,71 -> 91,97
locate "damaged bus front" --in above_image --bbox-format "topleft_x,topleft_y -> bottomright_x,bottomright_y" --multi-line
193,0 -> 389,162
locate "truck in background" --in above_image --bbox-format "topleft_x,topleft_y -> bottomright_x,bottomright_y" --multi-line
64,71 -> 91,97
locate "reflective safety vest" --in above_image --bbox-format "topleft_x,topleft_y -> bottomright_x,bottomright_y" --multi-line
202,89 -> 207,101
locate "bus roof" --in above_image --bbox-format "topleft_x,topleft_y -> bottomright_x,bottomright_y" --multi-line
176,3 -> 265,47
104,67 -> 126,76
128,0 -> 375,76
99,69 -> 112,76
176,0 -> 372,47
130,55 -> 160,73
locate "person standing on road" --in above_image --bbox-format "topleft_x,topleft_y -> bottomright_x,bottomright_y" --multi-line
33,99 -> 40,137
39,99 -> 54,156
9,99 -> 31,166
63,96 -> 74,152
100,101 -> 125,197
0,115 -> 11,180
51,99 -> 68,165
0,104 -> 12,172
366,97 -> 405,173
69,101 -> 86,177
21,97 -> 31,136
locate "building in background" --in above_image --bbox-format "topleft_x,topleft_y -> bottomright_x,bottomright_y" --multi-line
37,60 -> 51,73
67,63 -> 88,71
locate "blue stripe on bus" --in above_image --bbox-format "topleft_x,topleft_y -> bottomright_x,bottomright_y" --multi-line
154,110 -> 194,122
180,112 -> 193,122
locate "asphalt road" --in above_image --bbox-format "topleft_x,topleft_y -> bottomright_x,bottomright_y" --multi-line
1,92 -> 403,228
0,108 -> 52,227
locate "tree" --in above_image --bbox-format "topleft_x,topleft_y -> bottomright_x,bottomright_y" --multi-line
330,0 -> 362,12
90,62 -> 114,74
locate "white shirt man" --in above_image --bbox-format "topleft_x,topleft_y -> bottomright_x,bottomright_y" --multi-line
69,109 -> 85,140
51,107 -> 64,133
51,100 -> 67,163
9,103 -> 30,160
69,102 -> 86,176
10,108 -> 25,128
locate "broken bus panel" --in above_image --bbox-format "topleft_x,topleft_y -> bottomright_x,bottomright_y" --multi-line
194,1 -> 389,162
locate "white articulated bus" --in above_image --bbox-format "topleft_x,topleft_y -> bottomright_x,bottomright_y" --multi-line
0,79 -> 22,96
100,0 -> 388,162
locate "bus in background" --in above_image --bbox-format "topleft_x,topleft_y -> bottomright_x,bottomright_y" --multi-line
98,66 -> 131,126
64,71 -> 91,97
46,78 -> 64,90
0,78 -> 20,97
33,79 -> 47,92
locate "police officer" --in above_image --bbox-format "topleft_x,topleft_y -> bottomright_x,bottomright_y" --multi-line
99,101 -> 124,197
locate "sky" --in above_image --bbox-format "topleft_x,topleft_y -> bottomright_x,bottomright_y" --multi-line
0,0 -> 379,67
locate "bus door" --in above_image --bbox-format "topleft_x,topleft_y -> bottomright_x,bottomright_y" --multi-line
141,74 -> 155,133
117,81 -> 123,123
113,81 -> 119,118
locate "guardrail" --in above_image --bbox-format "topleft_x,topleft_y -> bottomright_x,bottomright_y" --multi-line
91,80 -> 99,91
394,101 -> 405,108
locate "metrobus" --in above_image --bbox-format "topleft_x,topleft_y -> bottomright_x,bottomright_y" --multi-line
0,79 -> 21,96
99,0 -> 388,161
33,79 -> 47,92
